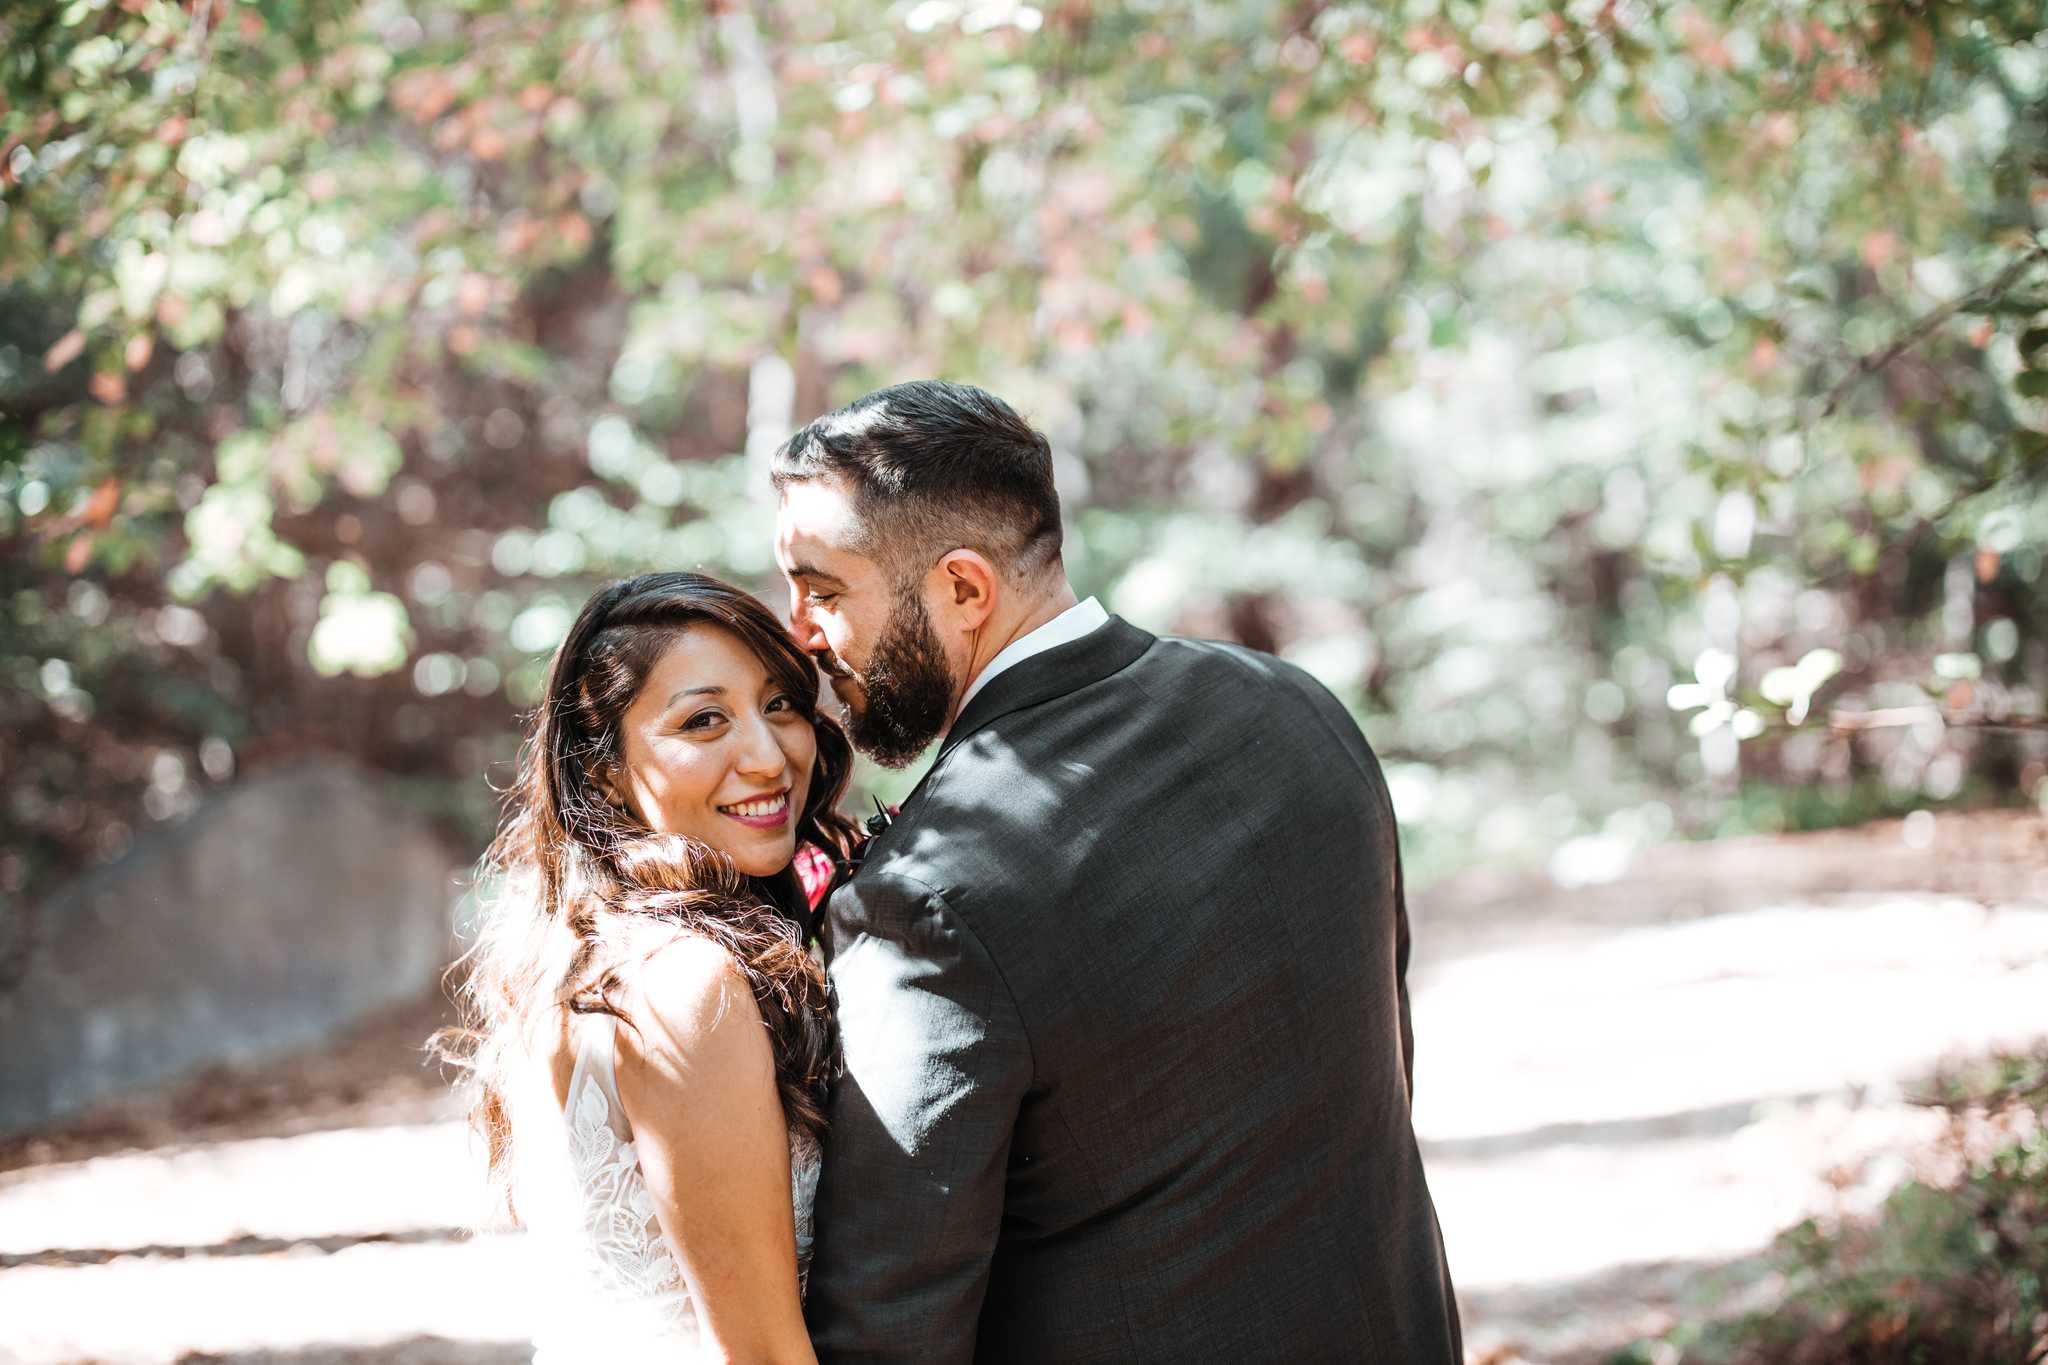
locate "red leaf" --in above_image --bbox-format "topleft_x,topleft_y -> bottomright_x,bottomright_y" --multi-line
82,478 -> 121,530
556,212 -> 593,254
470,126 -> 509,161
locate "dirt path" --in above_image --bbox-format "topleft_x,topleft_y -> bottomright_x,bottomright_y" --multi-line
1413,809 -> 2048,1361
2,811 -> 2044,1363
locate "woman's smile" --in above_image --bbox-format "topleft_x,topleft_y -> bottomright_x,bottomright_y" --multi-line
719,788 -> 791,829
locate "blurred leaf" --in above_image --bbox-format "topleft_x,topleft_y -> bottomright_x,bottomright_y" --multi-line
44,330 -> 85,371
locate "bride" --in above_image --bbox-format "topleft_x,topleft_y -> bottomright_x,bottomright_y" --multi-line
443,571 -> 859,1362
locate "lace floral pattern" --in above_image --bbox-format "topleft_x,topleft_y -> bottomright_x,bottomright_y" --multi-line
562,1069 -> 696,1324
549,1023 -> 823,1346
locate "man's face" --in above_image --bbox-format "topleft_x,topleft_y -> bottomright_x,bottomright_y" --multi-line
775,477 -> 960,768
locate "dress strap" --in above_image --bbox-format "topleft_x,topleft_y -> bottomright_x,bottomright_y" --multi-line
570,1010 -> 625,1115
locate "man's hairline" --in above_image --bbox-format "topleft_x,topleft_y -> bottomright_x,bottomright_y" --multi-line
772,467 -> 890,565
773,464 -> 1064,590
775,467 -> 997,567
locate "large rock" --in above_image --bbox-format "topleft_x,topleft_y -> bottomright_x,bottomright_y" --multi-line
0,763 -> 463,1136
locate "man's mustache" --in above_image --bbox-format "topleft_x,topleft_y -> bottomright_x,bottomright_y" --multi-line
813,650 -> 855,681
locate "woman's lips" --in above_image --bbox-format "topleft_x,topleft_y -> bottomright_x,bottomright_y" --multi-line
718,789 -> 790,830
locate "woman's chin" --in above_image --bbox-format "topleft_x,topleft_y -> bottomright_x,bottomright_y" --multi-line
729,833 -> 796,879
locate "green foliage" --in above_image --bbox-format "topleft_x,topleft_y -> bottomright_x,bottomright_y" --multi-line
1618,1049 -> 2048,1365
3,1 -> 2047,909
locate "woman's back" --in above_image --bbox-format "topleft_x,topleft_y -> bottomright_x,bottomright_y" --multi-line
507,973 -> 821,1362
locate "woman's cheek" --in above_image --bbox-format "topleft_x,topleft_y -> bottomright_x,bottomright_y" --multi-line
787,731 -> 818,800
639,741 -> 712,833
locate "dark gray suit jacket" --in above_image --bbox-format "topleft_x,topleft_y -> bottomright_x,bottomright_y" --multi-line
804,617 -> 1461,1362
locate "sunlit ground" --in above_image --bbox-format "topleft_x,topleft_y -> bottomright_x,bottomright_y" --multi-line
3,827 -> 2046,1363
1413,889 -> 2048,1356
0,1123 -> 517,1361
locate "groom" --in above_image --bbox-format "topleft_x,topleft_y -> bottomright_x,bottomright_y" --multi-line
772,381 -> 1461,1362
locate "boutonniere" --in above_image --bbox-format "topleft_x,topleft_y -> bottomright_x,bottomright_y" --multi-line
865,796 -> 894,838
833,798 -> 896,888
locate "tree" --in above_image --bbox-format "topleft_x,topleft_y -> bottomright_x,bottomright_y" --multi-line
3,0 -> 2045,918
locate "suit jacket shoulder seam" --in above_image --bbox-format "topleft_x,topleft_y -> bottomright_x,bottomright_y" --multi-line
1156,639 -> 1378,786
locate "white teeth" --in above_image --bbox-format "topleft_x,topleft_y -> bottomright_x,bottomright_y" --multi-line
721,794 -> 788,818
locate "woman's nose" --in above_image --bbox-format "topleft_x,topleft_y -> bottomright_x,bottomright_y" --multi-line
733,714 -> 789,779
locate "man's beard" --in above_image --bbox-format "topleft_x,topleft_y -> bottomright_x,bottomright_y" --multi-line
836,586 -> 957,769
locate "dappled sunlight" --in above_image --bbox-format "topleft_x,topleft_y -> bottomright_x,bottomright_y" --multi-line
1415,897 -> 2048,1140
0,1237 -> 539,1363
0,1122 -> 487,1258
1407,864 -> 2048,1357
0,1120 -> 539,1363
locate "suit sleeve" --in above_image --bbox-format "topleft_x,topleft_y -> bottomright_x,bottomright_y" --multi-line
804,870 -> 1032,1364
1284,658 -> 1418,1097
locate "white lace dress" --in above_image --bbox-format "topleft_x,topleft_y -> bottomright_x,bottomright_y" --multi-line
508,1012 -> 821,1363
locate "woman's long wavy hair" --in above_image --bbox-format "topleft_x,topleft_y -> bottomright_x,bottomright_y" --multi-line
440,572 -> 860,1220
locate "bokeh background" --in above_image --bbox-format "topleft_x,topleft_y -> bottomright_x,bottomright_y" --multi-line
3,2 -> 2047,1362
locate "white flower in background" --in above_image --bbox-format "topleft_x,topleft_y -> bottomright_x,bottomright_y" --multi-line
1666,647 -> 1760,738
1759,648 -> 1844,726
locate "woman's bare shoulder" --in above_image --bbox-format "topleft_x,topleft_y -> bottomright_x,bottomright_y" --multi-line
613,934 -> 767,1080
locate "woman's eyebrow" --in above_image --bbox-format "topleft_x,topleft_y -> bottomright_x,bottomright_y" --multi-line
664,684 -> 725,708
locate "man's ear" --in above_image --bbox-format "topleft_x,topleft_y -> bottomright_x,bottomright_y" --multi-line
934,549 -> 999,632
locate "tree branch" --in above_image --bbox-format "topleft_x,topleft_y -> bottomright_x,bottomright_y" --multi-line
1820,241 -> 2048,419
1828,705 -> 2048,734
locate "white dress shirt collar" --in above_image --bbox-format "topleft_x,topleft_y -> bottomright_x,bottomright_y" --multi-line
954,596 -> 1110,718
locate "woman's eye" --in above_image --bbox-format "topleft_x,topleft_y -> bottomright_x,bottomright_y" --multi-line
765,693 -> 800,715
680,710 -> 727,732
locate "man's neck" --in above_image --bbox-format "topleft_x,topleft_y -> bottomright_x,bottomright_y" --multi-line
951,580 -> 1080,721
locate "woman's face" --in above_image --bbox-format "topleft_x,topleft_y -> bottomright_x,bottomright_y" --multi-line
608,624 -> 817,878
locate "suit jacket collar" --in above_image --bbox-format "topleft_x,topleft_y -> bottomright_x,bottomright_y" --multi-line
824,616 -> 1153,956
937,614 -> 1153,763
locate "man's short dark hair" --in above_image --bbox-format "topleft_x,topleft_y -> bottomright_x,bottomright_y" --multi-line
770,380 -> 1063,583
